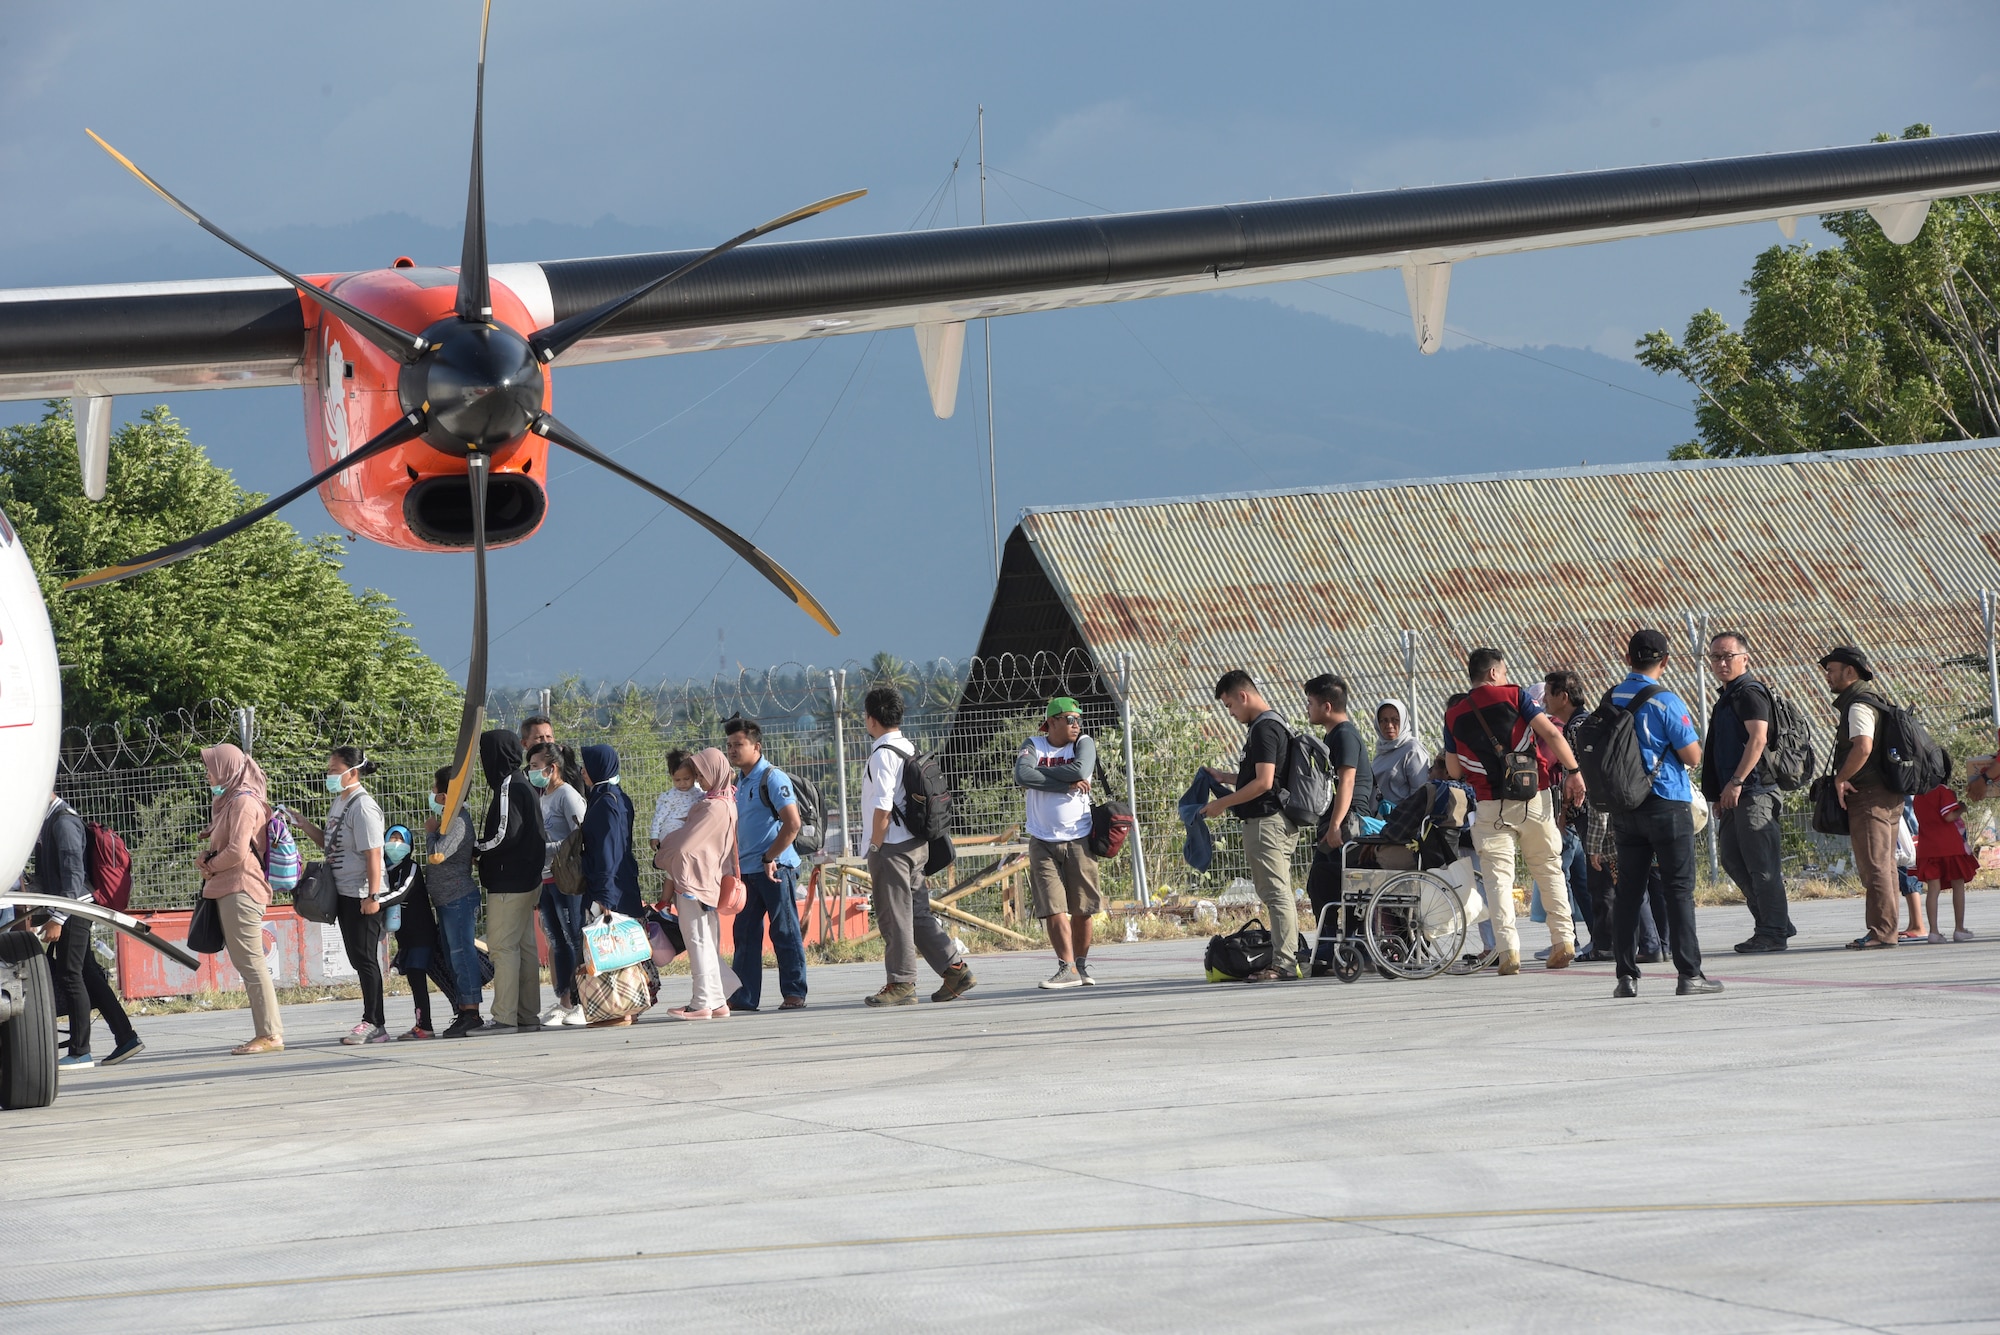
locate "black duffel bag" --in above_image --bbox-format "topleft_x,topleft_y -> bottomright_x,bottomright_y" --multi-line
1809,774 -> 1850,837
1203,917 -> 1311,981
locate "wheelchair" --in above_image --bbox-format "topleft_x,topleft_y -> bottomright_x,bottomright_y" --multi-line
1309,820 -> 1484,983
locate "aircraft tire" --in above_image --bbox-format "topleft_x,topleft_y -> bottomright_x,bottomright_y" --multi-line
0,932 -> 58,1110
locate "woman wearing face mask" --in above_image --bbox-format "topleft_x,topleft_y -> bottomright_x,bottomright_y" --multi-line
528,741 -> 588,1027
1372,699 -> 1433,815
426,765 -> 486,1038
379,824 -> 444,1040
290,746 -> 388,1044
197,742 -> 283,1055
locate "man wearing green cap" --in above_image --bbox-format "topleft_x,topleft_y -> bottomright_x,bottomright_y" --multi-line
1015,697 -> 1101,989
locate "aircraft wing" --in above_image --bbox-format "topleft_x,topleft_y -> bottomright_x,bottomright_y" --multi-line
5,129 -> 1998,422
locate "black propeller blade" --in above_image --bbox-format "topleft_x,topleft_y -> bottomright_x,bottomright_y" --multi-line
533,411 -> 840,635
431,452 -> 491,836
62,412 -> 427,591
527,189 -> 868,365
85,130 -> 428,364
454,0 -> 494,323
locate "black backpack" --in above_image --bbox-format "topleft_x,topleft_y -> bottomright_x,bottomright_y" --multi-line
876,739 -> 955,840
760,769 -> 825,858
1573,684 -> 1668,815
1873,699 -> 1952,796
1758,683 -> 1817,791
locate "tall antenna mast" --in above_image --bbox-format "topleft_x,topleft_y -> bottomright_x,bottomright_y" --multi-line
978,105 -> 999,577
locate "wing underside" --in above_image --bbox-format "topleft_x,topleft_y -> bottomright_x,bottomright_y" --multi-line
4,130 -> 1998,404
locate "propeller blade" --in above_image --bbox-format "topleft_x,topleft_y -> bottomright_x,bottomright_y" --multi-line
535,412 -> 840,635
85,129 -> 428,364
528,188 -> 868,364
62,412 -> 426,591
454,0 -> 494,323
432,452 -> 491,841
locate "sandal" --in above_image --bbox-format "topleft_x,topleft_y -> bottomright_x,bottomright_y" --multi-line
1846,936 -> 1894,950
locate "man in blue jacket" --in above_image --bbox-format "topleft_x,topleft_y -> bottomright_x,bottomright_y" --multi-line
1609,629 -> 1721,998
724,717 -> 808,1012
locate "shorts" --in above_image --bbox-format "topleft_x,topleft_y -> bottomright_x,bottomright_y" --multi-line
1029,837 -> 1101,918
1914,852 -> 1980,885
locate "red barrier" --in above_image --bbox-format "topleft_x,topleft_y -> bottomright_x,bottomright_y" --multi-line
116,905 -> 332,999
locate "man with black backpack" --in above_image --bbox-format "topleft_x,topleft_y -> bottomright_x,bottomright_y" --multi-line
860,686 -> 974,1006
1821,645 -> 1905,950
1599,630 -> 1720,998
1442,649 -> 1583,976
1201,670 -> 1303,982
1702,631 -> 1797,953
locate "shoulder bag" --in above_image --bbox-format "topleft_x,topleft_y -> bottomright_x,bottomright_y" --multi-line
1468,690 -> 1541,807
290,802 -> 345,925
717,810 -> 747,916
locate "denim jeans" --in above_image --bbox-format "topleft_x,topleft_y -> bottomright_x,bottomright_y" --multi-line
728,864 -> 807,1009
1560,824 -> 1593,950
1177,770 -> 1235,873
538,881 -> 584,1003
433,892 -> 482,1011
1612,795 -> 1704,980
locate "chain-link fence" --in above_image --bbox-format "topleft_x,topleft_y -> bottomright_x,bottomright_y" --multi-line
51,649 -> 2000,920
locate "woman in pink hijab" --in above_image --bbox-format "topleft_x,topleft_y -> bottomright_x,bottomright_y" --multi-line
654,747 -> 739,1020
199,743 -> 284,1054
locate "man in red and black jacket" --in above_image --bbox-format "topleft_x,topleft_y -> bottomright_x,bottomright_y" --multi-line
1442,647 -> 1587,977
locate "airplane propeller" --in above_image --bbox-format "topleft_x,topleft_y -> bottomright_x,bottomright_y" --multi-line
67,0 -> 856,832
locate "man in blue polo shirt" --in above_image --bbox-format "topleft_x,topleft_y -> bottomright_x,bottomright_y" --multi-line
723,716 -> 808,1012
1609,629 -> 1720,998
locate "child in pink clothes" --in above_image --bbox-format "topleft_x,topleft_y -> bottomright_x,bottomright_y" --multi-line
1911,783 -> 1977,943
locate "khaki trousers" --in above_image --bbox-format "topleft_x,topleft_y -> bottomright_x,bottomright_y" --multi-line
1474,790 -> 1575,956
217,891 -> 282,1042
869,837 -> 962,985
1846,784 -> 1904,946
1242,815 -> 1301,974
487,890 -> 542,1027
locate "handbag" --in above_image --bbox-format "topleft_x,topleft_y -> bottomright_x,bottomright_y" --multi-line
581,910 -> 651,975
1470,695 -> 1540,804
289,802 -> 346,925
575,961 -> 653,1022
1809,774 -> 1851,836
186,895 -> 225,954
717,813 -> 747,916
552,826 -> 587,895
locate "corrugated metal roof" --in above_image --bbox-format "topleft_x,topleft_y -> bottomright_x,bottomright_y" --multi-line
1017,439 -> 2000,740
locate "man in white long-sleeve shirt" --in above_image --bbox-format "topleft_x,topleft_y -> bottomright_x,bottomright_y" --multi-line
1015,697 -> 1100,989
861,686 -> 975,1007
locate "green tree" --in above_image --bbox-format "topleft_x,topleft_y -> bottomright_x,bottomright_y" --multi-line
0,403 -> 459,725
1638,125 -> 2000,459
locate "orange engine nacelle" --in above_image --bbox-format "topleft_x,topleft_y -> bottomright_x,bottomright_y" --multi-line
299,262 -> 552,552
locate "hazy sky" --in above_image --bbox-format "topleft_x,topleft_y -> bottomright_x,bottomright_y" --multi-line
2,1 -> 1994,690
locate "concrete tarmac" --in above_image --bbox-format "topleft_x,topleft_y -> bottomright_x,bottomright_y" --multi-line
5,892 -> 1998,1332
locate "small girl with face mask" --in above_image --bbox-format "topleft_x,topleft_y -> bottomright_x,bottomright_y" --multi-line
380,824 -> 443,1040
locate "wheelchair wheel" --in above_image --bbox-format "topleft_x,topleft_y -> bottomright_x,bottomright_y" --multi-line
1364,873 -> 1468,981
1331,943 -> 1363,983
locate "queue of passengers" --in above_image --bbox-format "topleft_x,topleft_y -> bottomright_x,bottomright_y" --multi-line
21,629 -> 1989,1062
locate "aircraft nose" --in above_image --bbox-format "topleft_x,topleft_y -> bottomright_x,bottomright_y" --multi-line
402,320 -> 545,453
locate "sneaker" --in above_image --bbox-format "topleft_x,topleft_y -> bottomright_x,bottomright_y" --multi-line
1039,963 -> 1083,990
57,1053 -> 94,1070
397,1026 -> 434,1041
474,1023 -> 519,1036
365,1027 -> 392,1044
1496,951 -> 1520,977
864,982 -> 917,1007
1532,946 -> 1552,961
931,962 -> 977,1003
1076,959 -> 1096,987
1546,943 -> 1576,971
440,1013 -> 483,1039
1927,930 -> 1947,944
1954,927 -> 1976,943
340,1022 -> 381,1046
101,1036 -> 145,1066
1734,937 -> 1783,954
537,1003 -> 568,1026
560,1005 -> 589,1027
